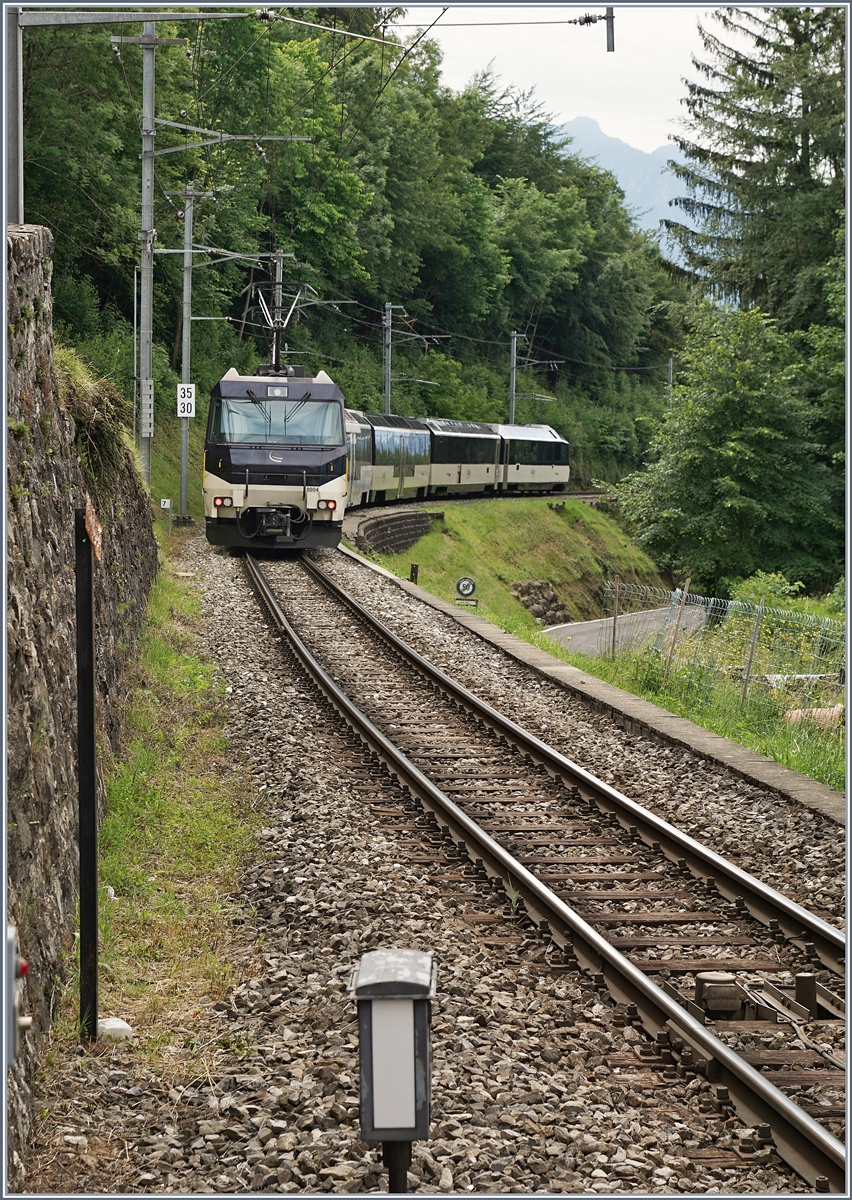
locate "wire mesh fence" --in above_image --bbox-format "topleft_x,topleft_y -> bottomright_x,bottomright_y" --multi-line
599,580 -> 846,712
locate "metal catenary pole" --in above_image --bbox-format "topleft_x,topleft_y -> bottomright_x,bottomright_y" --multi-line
509,331 -> 518,425
606,6 -> 615,52
179,185 -> 194,520
173,182 -> 212,521
120,24 -> 196,488
139,22 -> 159,487
384,302 -> 392,415
382,303 -> 405,416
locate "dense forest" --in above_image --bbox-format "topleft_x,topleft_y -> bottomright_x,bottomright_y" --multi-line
23,6 -> 682,485
22,6 -> 844,592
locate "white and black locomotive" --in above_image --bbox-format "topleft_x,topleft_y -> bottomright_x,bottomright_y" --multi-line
203,365 -> 570,550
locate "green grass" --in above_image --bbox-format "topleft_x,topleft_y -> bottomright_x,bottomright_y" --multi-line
87,552 -> 263,1062
365,497 -> 665,624
482,611 -> 845,789
523,631 -> 845,791
149,408 -> 208,524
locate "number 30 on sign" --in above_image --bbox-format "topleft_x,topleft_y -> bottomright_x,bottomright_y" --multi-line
177,384 -> 196,417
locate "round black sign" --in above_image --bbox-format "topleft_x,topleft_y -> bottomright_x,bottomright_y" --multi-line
456,577 -> 476,597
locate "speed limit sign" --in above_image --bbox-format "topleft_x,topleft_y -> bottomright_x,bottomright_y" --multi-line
177,383 -> 196,417
456,576 -> 476,598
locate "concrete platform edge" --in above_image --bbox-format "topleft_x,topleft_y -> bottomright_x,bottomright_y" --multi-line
336,544 -> 846,826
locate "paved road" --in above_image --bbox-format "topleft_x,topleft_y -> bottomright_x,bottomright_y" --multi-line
546,607 -> 705,657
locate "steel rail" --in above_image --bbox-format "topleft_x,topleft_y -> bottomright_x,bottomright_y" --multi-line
246,554 -> 845,1192
353,491 -> 603,514
304,555 -> 845,977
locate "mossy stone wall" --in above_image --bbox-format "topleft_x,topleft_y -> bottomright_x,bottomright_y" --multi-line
6,225 -> 159,1188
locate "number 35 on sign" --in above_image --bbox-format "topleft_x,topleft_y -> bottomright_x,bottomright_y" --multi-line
177,384 -> 196,417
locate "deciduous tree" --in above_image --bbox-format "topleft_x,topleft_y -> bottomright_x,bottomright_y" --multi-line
617,305 -> 841,591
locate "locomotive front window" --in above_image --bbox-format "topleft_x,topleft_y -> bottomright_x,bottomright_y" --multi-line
210,398 -> 343,446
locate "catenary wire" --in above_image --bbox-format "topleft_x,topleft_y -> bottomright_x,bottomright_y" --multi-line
288,271 -> 663,372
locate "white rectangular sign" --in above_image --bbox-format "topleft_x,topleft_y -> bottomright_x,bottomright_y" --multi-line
177,383 -> 196,417
370,998 -> 416,1128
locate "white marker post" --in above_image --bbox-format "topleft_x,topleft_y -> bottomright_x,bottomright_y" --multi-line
177,383 -> 195,522
160,497 -> 173,536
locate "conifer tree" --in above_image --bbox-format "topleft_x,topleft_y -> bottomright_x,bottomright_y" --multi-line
666,7 -> 845,331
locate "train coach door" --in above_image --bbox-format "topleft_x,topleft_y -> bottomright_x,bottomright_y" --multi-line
457,462 -> 463,485
397,439 -> 407,499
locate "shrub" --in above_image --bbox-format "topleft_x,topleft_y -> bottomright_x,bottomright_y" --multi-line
54,345 -> 132,500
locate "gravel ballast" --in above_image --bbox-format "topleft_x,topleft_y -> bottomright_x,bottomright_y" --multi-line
315,549 -> 845,932
25,534 -> 832,1194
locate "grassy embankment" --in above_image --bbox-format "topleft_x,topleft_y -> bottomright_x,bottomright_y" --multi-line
359,497 -> 665,625
44,531 -> 262,1072
356,498 -> 844,790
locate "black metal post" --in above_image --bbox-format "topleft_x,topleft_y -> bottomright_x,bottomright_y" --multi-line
409,564 -> 418,585
382,1142 -> 411,1193
795,972 -> 818,1018
75,508 -> 98,1041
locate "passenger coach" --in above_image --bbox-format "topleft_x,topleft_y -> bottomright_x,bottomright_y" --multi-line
496,423 -> 572,492
344,413 -> 570,505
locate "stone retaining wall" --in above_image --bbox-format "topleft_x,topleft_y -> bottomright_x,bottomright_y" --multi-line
352,509 -> 441,555
6,225 -> 159,1188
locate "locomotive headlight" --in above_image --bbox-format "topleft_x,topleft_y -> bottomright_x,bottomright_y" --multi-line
214,496 -> 223,508
327,499 -> 337,511
213,496 -> 234,508
318,499 -> 328,510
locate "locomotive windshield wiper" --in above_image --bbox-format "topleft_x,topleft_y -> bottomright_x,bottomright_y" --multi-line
279,394 -> 312,440
245,388 -> 272,434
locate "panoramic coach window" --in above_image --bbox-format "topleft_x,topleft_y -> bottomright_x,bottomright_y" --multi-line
511,439 -> 566,465
432,435 -> 497,464
210,398 -> 343,446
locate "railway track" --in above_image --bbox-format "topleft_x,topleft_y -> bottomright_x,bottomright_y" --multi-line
245,551 -> 846,1192
350,490 -> 603,517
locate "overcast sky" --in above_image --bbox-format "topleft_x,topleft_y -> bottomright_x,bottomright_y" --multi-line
390,4 -> 726,153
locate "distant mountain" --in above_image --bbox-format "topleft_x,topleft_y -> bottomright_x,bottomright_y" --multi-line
559,117 -> 686,244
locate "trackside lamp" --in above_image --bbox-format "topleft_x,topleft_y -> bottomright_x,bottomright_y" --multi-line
348,948 -> 437,1193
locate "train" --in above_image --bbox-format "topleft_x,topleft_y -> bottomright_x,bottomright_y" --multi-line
203,365 -> 570,550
